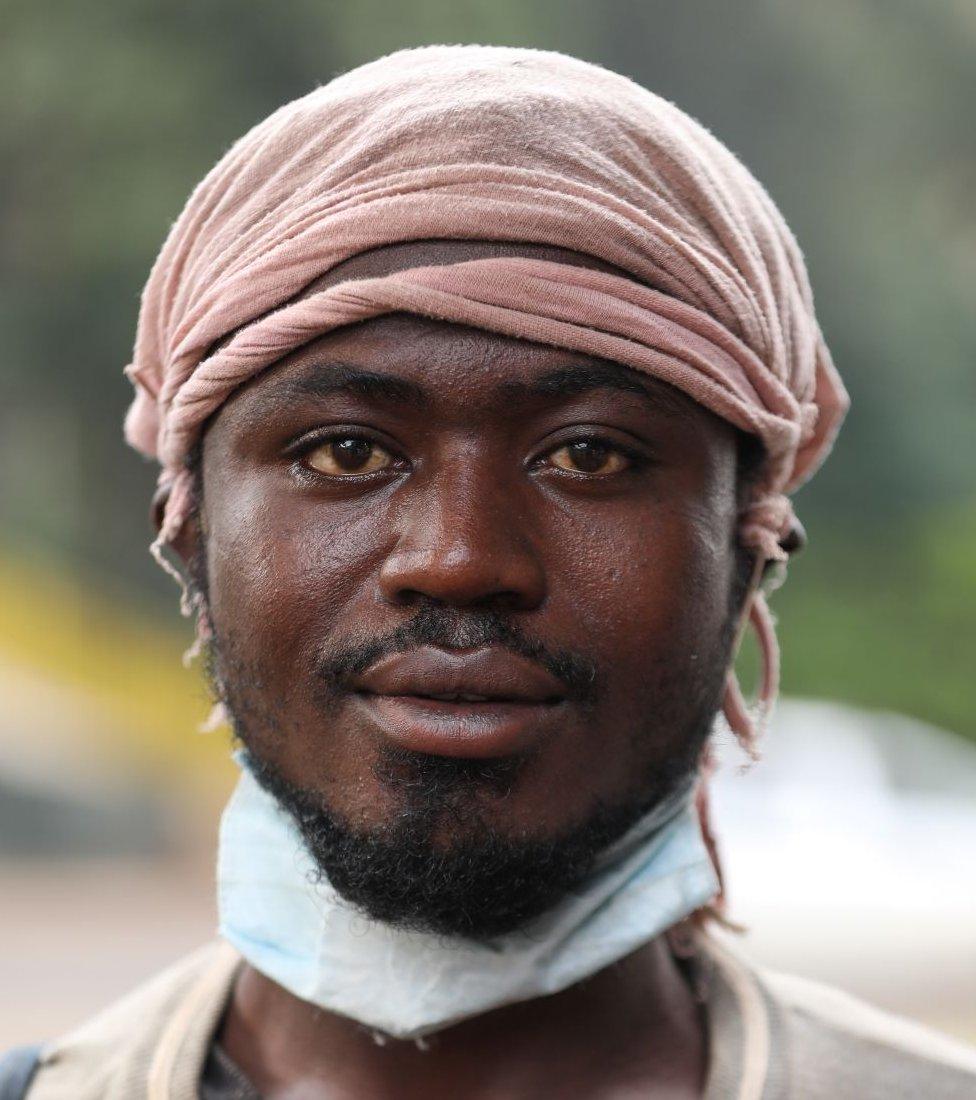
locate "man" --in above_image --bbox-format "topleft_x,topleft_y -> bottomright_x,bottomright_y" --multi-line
6,45 -> 975,1099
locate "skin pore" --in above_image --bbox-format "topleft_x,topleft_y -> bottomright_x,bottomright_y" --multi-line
171,240 -> 761,1099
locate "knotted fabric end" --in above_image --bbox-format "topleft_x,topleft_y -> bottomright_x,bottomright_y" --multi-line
738,492 -> 794,565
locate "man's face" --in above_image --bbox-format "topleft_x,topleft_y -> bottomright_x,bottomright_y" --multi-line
191,242 -> 747,937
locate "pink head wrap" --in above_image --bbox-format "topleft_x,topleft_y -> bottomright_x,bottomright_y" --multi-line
124,45 -> 848,755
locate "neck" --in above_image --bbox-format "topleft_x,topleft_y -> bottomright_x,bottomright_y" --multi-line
219,934 -> 706,1099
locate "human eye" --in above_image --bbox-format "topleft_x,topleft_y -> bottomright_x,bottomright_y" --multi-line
297,433 -> 399,478
542,438 -> 636,476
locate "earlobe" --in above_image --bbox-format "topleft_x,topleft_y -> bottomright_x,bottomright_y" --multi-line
757,516 -> 806,585
778,517 -> 806,557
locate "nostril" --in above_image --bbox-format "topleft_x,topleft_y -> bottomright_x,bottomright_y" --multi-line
380,562 -> 545,612
377,521 -> 547,611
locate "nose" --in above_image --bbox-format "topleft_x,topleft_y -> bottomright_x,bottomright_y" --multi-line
378,460 -> 547,612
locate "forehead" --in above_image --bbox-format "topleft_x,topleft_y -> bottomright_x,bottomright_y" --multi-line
211,238 -> 727,436
218,311 -> 711,435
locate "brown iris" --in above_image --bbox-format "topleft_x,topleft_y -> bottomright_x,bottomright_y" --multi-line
306,437 -> 393,476
547,440 -> 629,475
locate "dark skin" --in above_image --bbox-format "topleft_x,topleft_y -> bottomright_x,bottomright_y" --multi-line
166,241 -> 757,1099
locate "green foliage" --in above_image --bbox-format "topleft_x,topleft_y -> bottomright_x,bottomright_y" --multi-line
771,503 -> 976,741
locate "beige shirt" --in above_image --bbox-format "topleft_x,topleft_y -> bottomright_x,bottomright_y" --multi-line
25,935 -> 976,1099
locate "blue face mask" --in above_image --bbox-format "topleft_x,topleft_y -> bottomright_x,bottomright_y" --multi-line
218,760 -> 718,1040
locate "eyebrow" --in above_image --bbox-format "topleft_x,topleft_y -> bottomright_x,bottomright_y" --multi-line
246,360 -> 692,422
250,364 -> 429,415
502,364 -> 695,420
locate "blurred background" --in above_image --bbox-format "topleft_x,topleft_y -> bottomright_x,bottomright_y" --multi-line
2,0 -> 974,1050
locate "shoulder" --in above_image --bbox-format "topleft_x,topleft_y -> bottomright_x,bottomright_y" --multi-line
763,966 -> 976,1100
697,932 -> 976,1100
24,941 -> 239,1100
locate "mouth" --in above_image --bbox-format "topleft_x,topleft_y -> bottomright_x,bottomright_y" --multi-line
400,692 -> 530,704
349,646 -> 568,758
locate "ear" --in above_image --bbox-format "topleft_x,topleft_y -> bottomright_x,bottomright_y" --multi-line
761,516 -> 806,582
150,482 -> 201,570
779,517 -> 806,556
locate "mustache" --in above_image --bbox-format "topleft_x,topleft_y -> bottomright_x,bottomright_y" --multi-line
313,603 -> 599,706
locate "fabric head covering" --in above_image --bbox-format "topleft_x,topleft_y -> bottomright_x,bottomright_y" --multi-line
124,45 -> 848,760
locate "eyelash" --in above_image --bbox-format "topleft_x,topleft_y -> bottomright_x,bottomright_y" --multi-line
286,429 -> 405,481
284,429 -> 649,481
530,433 -> 649,474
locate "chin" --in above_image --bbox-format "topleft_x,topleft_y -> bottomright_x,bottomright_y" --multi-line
238,741 -> 675,939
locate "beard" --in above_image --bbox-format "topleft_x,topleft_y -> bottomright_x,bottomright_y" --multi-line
206,598 -> 722,941
237,739 -> 703,941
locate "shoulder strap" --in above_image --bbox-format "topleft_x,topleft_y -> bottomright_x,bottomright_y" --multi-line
0,1045 -> 43,1100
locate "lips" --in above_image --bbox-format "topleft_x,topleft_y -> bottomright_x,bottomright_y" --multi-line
350,646 -> 567,757
354,646 -> 565,704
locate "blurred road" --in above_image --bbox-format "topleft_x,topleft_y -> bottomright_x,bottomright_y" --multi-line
0,859 -> 216,1048
713,699 -> 976,1045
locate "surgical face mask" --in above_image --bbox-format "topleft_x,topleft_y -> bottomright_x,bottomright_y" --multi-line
217,761 -> 718,1040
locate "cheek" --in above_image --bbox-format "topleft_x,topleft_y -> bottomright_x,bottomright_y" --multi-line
501,494 -> 739,813
544,491 -> 738,767
548,498 -> 736,658
205,477 -> 389,662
